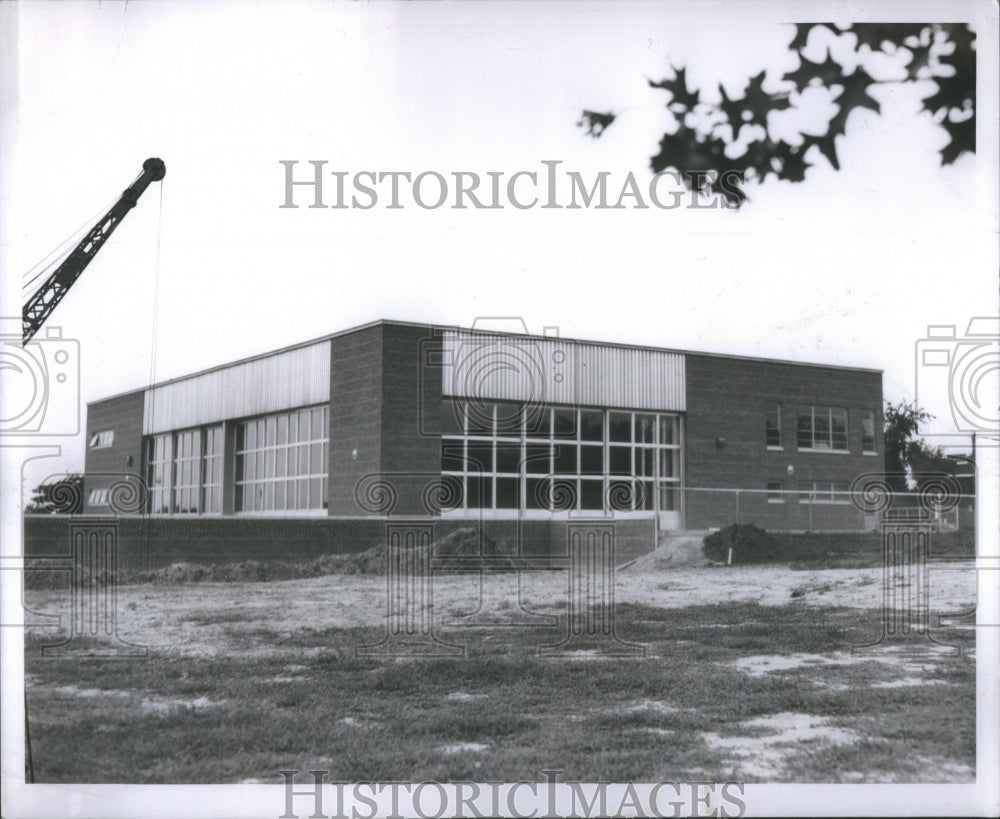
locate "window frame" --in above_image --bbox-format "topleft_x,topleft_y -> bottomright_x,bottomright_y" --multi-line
796,405 -> 850,453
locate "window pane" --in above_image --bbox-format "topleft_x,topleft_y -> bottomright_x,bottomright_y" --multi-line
581,410 -> 603,442
496,443 -> 521,474
496,477 -> 519,509
580,480 -> 604,510
659,449 -> 677,479
309,478 -> 322,508
609,446 -> 631,475
553,443 -> 577,475
659,484 -> 678,511
635,448 -> 654,478
466,442 -> 493,473
553,407 -> 576,438
441,441 -> 465,472
608,480 -> 633,511
797,411 -> 813,448
525,444 -> 550,474
466,403 -> 493,436
608,412 -> 631,443
277,415 -> 288,445
524,405 -> 550,438
552,479 -> 577,511
495,402 -> 521,436
637,481 -> 654,510
814,410 -> 830,448
580,445 -> 604,475
525,478 -> 548,510
766,402 -> 781,446
311,408 -> 325,438
831,408 -> 848,450
466,474 -> 491,508
635,414 -> 655,444
659,416 -> 677,446
862,409 -> 876,452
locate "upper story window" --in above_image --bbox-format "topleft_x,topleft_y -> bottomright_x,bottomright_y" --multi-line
765,402 -> 782,448
796,405 -> 848,451
89,429 -> 114,448
861,409 -> 877,454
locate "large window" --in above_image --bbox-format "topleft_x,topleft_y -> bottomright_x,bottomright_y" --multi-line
146,425 -> 223,514
234,406 -> 329,512
440,400 -> 682,513
796,405 -> 848,451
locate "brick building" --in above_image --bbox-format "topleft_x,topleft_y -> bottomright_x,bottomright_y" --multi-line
80,320 -> 884,559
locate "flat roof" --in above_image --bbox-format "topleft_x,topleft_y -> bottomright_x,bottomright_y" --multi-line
88,317 -> 883,406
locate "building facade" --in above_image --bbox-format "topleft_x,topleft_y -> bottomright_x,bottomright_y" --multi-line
82,320 -> 884,539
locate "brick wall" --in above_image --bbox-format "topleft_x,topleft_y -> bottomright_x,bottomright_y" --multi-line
684,354 -> 883,531
379,324 -> 443,515
23,514 -> 654,569
82,389 -> 146,513
328,325 -> 384,514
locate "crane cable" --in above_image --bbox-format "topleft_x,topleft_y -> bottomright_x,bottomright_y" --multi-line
141,175 -> 165,564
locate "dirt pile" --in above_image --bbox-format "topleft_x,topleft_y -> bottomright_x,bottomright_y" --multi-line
702,524 -> 777,564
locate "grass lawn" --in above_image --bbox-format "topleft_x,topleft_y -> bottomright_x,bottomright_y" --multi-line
23,597 -> 975,784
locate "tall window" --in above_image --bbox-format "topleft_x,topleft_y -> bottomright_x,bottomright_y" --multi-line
440,400 -> 681,513
235,405 -> 329,512
147,433 -> 173,514
765,402 -> 782,448
146,425 -> 223,514
796,405 -> 848,451
861,409 -> 876,454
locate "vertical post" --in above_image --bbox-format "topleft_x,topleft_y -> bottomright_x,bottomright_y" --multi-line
42,518 -> 145,657
356,522 -> 463,658
853,518 -> 959,656
540,520 -> 645,658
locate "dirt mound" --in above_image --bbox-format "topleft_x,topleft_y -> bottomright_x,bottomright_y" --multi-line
622,537 -> 711,572
702,524 -> 777,564
433,527 -> 520,570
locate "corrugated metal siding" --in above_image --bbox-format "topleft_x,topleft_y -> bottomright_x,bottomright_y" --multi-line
441,331 -> 685,411
143,342 -> 331,434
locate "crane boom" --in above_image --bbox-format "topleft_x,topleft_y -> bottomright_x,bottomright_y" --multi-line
21,157 -> 166,344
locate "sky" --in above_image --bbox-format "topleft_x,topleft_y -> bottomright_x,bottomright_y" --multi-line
1,0 -> 997,494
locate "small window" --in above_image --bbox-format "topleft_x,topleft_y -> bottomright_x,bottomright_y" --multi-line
767,480 -> 784,503
89,430 -> 114,448
766,402 -> 782,448
861,409 -> 876,453
88,488 -> 109,506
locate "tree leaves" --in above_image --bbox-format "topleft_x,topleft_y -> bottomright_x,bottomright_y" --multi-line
648,66 -> 700,111
578,110 -> 616,138
579,22 -> 976,206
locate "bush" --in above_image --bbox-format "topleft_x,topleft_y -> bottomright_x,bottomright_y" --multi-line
702,524 -> 777,564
